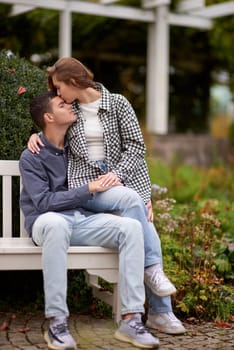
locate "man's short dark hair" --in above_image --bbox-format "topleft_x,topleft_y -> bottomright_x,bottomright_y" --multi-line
30,90 -> 57,129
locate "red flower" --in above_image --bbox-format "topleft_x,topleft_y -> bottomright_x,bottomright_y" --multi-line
17,86 -> 27,95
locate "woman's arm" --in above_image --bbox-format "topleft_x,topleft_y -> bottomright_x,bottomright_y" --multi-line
109,94 -> 147,183
27,133 -> 45,153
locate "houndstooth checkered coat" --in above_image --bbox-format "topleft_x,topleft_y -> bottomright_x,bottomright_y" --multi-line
67,83 -> 152,203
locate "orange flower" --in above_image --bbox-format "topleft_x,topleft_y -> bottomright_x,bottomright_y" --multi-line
17,86 -> 27,95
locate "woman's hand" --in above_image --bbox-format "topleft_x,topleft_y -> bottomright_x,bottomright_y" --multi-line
27,133 -> 44,154
98,172 -> 122,187
146,200 -> 154,222
88,177 -> 120,193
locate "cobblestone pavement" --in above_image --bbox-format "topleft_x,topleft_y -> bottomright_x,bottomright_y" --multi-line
0,312 -> 233,350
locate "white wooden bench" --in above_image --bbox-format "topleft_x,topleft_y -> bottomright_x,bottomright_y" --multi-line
0,160 -> 120,322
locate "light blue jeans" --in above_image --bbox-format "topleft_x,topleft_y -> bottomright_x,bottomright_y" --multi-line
32,210 -> 145,319
82,186 -> 172,314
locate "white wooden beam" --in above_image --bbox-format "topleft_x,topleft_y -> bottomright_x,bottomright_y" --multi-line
0,0 -> 66,11
2,0 -> 214,28
142,0 -> 170,9
190,2 -> 234,19
69,0 -> 154,22
177,0 -> 204,13
169,13 -> 212,29
59,8 -> 71,57
10,4 -> 36,16
99,0 -> 120,4
0,0 -> 155,22
146,5 -> 169,134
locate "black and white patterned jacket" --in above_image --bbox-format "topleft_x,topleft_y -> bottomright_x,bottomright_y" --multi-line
67,83 -> 152,203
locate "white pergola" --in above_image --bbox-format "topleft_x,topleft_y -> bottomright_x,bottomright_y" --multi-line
1,0 -> 234,134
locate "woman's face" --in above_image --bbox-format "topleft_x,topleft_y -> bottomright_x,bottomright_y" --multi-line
52,75 -> 77,104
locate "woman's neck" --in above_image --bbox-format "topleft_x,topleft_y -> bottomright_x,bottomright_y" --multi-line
77,87 -> 101,104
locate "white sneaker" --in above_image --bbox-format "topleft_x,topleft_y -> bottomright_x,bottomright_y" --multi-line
144,264 -> 176,297
114,313 -> 160,349
146,312 -> 186,335
44,316 -> 77,349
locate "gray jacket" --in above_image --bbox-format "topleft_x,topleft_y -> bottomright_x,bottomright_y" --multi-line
19,133 -> 93,236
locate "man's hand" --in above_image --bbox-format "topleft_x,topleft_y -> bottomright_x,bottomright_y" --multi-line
146,200 -> 154,222
28,134 -> 44,154
98,172 -> 122,187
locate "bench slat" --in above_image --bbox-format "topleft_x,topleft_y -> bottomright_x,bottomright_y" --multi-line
0,160 -> 20,175
2,175 -> 12,237
19,178 -> 27,237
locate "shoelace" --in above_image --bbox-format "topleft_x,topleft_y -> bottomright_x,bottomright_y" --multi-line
53,322 -> 68,335
49,322 -> 68,343
167,312 -> 178,321
129,321 -> 148,334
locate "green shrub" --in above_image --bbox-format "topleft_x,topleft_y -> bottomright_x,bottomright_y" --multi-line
0,50 -> 46,160
151,184 -> 234,321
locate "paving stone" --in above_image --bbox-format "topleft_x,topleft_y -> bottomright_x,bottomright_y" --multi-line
0,312 -> 233,349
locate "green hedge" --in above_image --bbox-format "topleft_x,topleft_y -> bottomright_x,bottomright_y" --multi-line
0,50 -> 46,160
0,51 -> 47,235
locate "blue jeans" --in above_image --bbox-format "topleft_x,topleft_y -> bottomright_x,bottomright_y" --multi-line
32,211 -> 145,318
82,186 -> 172,314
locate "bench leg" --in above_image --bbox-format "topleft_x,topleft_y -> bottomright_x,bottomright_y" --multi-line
112,283 -> 121,324
85,270 -> 121,324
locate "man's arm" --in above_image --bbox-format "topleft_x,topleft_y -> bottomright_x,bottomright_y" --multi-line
19,154 -> 115,214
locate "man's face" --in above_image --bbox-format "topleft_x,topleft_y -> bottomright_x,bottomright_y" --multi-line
49,96 -> 77,127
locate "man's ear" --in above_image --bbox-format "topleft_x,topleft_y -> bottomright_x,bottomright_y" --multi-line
44,112 -> 54,123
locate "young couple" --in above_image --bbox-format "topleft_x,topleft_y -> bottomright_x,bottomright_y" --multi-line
20,57 -> 185,350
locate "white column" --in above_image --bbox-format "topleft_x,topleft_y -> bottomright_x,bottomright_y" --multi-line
59,8 -> 72,58
146,4 -> 169,134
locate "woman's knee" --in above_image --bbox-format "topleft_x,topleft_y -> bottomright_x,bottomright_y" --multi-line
119,217 -> 143,241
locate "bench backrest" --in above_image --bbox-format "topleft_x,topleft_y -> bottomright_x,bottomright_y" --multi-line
0,160 -> 26,238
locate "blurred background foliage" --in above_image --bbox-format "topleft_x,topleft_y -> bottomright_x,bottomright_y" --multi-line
1,0 -> 234,135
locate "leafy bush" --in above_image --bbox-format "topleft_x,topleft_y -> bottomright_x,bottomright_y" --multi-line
150,170 -> 234,322
0,50 -> 46,160
149,159 -> 234,322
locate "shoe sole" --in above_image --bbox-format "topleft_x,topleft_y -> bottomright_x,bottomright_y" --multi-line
44,331 -> 78,350
146,320 -> 186,335
114,330 -> 159,349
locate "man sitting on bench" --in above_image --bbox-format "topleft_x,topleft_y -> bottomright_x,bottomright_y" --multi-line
19,91 -> 159,350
